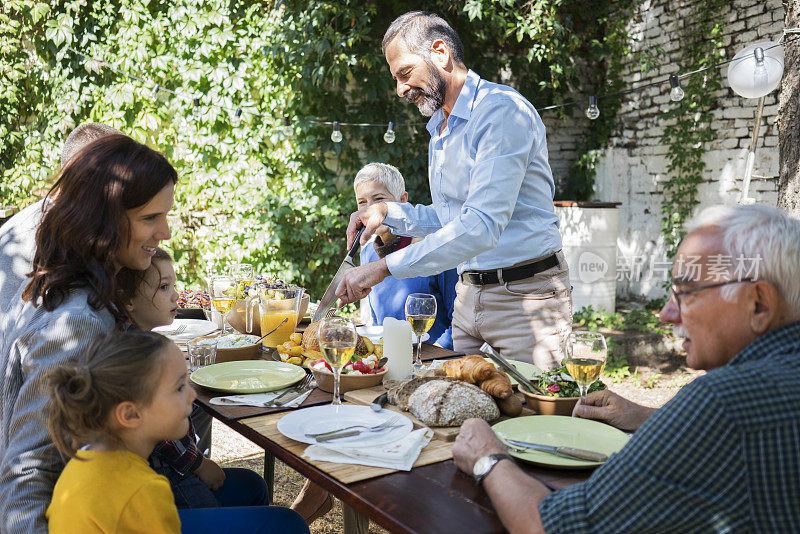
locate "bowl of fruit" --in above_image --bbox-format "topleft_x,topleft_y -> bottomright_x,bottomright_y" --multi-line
294,321 -> 387,393
519,364 -> 605,416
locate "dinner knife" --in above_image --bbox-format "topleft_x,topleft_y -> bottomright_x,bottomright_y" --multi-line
311,227 -> 365,322
504,439 -> 608,462
479,342 -> 547,396
370,392 -> 389,412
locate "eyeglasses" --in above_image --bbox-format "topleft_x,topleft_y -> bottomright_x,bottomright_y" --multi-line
669,279 -> 754,314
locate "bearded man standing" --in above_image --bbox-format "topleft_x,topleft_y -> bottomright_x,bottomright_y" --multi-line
336,11 -> 571,369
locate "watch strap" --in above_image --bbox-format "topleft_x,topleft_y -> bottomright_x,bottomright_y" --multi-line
474,453 -> 513,484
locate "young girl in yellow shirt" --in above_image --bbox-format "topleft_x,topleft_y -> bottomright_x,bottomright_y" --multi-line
45,330 -> 309,533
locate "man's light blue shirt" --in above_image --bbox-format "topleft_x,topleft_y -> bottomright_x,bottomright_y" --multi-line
383,70 -> 561,278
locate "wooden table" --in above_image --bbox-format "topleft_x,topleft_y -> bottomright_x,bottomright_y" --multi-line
194,343 -> 591,533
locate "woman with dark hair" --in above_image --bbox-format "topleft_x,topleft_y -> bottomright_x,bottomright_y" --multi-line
0,133 -> 177,533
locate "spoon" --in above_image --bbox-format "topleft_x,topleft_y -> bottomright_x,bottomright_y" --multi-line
254,317 -> 289,345
376,356 -> 388,369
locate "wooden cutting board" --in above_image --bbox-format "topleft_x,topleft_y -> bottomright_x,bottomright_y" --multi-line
343,385 -> 535,442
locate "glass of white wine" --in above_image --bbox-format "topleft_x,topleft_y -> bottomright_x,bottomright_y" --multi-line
210,276 -> 237,335
564,331 -> 608,399
405,293 -> 437,375
318,315 -> 358,406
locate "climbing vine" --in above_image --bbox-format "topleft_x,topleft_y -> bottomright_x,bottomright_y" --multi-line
659,0 -> 728,257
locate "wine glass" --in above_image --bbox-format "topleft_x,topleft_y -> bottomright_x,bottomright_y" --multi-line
405,293 -> 436,375
318,316 -> 358,406
563,332 -> 608,399
210,276 -> 237,335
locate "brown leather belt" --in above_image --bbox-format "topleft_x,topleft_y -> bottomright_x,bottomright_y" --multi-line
459,254 -> 559,286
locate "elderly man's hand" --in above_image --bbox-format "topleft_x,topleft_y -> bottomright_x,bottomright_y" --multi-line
572,389 -> 654,433
346,203 -> 389,249
453,419 -> 508,475
334,259 -> 390,306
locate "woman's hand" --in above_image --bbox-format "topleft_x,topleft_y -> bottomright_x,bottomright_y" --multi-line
572,389 -> 654,432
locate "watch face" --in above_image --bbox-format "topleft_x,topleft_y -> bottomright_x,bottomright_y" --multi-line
473,455 -> 493,477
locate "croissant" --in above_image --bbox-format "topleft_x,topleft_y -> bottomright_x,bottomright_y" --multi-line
479,369 -> 513,399
444,355 -> 495,384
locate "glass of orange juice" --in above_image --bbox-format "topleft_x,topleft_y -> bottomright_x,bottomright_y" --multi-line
246,286 -> 305,348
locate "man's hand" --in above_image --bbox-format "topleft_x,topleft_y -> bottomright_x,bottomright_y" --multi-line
335,258 -> 391,305
453,419 -> 507,475
346,203 -> 389,249
194,457 -> 226,491
572,389 -> 655,433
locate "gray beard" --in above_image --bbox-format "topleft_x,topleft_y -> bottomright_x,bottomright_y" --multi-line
407,68 -> 447,117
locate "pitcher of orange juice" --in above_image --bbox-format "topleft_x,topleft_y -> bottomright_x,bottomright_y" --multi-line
246,286 -> 305,348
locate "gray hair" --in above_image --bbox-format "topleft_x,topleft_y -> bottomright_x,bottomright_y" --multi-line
61,122 -> 123,168
382,11 -> 464,66
686,203 -> 800,315
353,163 -> 405,201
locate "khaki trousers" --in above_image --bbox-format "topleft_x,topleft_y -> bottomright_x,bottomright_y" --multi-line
452,251 -> 572,370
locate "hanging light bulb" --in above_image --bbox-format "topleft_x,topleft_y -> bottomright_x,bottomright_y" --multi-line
753,47 -> 769,89
585,95 -> 600,120
150,84 -> 161,102
280,117 -> 293,137
231,108 -> 242,127
192,98 -> 202,118
331,121 -> 343,143
383,121 -> 396,144
668,75 -> 685,102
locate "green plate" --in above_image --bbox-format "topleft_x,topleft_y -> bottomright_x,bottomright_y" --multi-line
484,358 -> 541,386
492,415 -> 630,469
190,360 -> 306,394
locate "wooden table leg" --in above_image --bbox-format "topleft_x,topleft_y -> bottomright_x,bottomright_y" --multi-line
263,451 -> 275,504
342,504 -> 369,534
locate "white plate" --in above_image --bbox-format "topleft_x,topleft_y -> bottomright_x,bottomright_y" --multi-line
357,325 -> 429,344
154,319 -> 218,344
277,405 -> 413,446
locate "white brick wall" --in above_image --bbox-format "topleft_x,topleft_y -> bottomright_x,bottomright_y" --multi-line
542,0 -> 784,301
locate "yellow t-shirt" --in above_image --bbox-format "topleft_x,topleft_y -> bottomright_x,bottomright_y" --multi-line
46,449 -> 180,534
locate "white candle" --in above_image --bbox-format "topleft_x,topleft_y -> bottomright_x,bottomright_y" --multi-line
383,317 -> 413,380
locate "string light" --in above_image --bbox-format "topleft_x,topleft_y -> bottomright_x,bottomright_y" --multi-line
280,116 -> 292,137
383,121 -> 396,144
668,75 -> 685,101
231,108 -> 242,127
752,47 -> 769,88
331,121 -> 343,143
585,95 -> 600,120
61,36 -> 799,137
150,84 -> 161,101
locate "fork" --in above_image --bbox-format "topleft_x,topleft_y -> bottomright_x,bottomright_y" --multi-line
305,415 -> 400,439
161,324 -> 187,336
270,375 -> 313,407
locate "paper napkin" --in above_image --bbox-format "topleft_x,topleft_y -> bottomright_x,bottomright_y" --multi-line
303,428 -> 433,471
210,389 -> 312,408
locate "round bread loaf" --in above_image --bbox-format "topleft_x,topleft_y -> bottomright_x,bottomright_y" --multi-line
407,379 -> 499,427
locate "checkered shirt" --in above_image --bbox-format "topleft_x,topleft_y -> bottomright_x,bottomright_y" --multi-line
539,320 -> 800,533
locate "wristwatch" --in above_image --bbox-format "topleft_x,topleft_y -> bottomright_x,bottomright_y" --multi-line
472,453 -> 513,484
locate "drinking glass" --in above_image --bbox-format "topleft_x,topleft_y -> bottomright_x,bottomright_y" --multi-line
210,276 -> 237,335
563,332 -> 608,399
231,263 -> 254,298
405,293 -> 436,375
318,316 -> 358,406
187,335 -> 218,372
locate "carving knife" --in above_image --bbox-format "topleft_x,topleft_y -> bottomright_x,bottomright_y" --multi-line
370,392 -> 389,412
312,227 -> 365,322
504,439 -> 608,462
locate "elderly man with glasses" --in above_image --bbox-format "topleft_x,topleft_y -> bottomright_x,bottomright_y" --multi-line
453,203 -> 800,533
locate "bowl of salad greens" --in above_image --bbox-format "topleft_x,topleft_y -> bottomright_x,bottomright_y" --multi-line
520,364 -> 605,416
